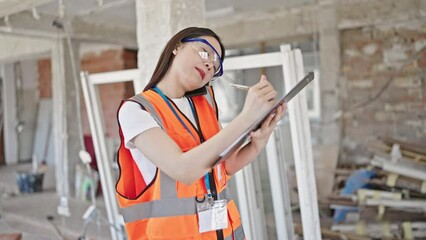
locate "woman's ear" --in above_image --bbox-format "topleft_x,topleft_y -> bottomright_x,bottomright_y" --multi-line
173,43 -> 182,55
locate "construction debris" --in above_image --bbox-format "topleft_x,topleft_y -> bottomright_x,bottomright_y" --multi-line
324,138 -> 426,239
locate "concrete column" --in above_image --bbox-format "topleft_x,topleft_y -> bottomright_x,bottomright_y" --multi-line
1,63 -> 18,165
51,39 -> 81,197
318,1 -> 341,146
135,0 -> 205,92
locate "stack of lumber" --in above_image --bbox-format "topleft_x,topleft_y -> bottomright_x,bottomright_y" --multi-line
325,138 -> 426,239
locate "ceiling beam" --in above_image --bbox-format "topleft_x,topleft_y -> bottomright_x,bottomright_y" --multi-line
208,0 -> 426,48
71,17 -> 136,48
0,11 -> 137,48
0,35 -> 52,62
0,0 -> 55,18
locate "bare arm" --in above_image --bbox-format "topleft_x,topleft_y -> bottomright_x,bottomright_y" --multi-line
132,76 -> 277,185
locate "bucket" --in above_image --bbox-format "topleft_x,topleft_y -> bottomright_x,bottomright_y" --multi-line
15,171 -> 44,193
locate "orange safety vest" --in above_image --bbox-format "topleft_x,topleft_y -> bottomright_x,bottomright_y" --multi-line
116,87 -> 245,240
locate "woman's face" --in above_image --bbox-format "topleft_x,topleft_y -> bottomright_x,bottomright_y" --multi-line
173,36 -> 222,92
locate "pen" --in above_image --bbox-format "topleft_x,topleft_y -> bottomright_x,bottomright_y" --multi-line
228,83 -> 250,90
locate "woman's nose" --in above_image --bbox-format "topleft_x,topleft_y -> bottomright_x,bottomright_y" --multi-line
204,62 -> 212,71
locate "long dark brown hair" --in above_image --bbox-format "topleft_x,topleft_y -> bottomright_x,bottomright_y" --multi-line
143,27 -> 225,91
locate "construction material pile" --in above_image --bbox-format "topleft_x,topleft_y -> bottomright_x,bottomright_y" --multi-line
324,137 -> 426,240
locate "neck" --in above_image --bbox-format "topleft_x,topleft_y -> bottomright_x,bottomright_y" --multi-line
156,72 -> 185,99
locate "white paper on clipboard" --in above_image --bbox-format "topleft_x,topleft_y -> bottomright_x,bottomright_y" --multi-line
212,72 -> 315,167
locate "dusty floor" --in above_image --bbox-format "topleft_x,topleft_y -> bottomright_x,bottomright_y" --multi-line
0,163 -> 121,240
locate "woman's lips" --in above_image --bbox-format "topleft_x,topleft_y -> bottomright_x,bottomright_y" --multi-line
195,67 -> 205,79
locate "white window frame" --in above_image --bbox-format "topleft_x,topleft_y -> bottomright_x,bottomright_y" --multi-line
80,69 -> 139,240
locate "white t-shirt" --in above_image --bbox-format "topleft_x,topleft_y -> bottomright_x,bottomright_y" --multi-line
118,97 -> 196,184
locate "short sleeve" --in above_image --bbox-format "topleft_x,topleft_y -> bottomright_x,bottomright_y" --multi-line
118,101 -> 160,149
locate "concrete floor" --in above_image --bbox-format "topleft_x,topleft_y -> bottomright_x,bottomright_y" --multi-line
0,163 -> 118,240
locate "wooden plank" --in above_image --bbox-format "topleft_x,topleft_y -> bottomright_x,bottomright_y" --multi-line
360,206 -> 426,222
294,223 -> 369,240
366,180 -> 426,199
332,222 -> 426,239
334,168 -> 354,176
369,141 -> 426,163
371,155 -> 426,181
356,189 -> 402,202
368,175 -> 424,193
365,199 -> 426,211
381,137 -> 426,156
326,194 -> 357,207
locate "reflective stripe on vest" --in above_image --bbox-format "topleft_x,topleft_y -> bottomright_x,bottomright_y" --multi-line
225,225 -> 245,240
130,94 -> 163,128
121,170 -> 234,223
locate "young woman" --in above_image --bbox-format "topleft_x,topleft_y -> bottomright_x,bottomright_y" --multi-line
116,26 -> 286,240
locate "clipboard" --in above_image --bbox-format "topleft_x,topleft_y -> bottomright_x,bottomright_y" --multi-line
213,72 -> 315,166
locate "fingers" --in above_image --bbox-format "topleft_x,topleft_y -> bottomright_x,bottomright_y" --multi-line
250,130 -> 259,139
253,75 -> 269,90
250,75 -> 277,103
242,75 -> 283,123
265,104 -> 286,128
261,111 -> 275,128
255,75 -> 272,89
251,109 -> 281,139
271,106 -> 283,124
259,87 -> 277,102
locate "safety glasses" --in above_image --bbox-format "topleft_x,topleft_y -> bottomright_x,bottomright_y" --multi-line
182,38 -> 223,79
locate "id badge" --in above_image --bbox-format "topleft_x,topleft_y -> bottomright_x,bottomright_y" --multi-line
197,199 -> 228,233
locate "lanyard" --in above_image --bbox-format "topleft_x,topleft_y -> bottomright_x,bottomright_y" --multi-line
152,86 -> 213,199
153,86 -> 197,141
188,98 -> 214,200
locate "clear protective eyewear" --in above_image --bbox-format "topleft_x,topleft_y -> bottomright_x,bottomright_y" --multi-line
182,38 -> 223,78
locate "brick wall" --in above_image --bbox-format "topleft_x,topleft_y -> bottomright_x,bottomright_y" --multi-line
38,48 -> 136,139
341,23 -> 426,145
80,49 -> 136,138
38,59 -> 52,99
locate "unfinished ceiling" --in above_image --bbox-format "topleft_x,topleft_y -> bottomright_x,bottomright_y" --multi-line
0,0 -> 314,47
36,0 -> 313,30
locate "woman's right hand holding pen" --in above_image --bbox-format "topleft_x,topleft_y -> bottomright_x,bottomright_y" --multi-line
224,75 -> 285,175
240,75 -> 277,123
